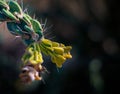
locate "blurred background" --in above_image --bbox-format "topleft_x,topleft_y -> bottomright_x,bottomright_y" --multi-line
0,0 -> 120,94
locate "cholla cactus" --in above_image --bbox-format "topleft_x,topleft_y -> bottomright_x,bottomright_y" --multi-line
0,0 -> 72,84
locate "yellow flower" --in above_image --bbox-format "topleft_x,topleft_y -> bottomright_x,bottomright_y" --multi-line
52,42 -> 59,47
51,55 -> 66,68
22,38 -> 72,68
39,38 -> 72,68
53,47 -> 64,55
22,43 -> 43,65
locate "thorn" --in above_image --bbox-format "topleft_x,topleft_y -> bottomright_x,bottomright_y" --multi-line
16,36 -> 21,38
33,14 -> 36,19
41,24 -> 44,26
41,77 -> 46,84
40,18 -> 43,25
56,67 -> 60,73
23,8 -> 28,13
44,31 -> 53,37
21,0 -> 23,10
43,25 -> 53,33
13,36 -> 21,41
48,36 -> 56,40
43,18 -> 47,30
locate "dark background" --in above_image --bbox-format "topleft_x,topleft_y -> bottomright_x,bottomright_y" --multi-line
0,0 -> 120,94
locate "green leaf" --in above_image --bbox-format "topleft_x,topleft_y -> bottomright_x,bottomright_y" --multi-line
2,8 -> 18,21
8,1 -> 22,15
30,19 -> 43,40
0,0 -> 9,10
